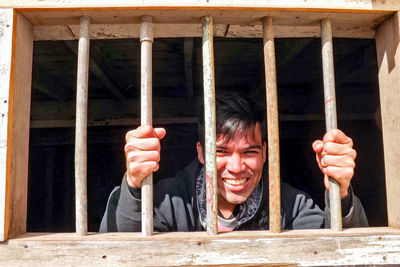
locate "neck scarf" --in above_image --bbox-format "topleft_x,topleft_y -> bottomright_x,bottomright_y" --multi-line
195,167 -> 263,230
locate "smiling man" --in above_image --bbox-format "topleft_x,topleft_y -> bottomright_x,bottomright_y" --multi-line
100,93 -> 368,232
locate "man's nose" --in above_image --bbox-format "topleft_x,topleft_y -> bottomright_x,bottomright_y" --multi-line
226,153 -> 244,173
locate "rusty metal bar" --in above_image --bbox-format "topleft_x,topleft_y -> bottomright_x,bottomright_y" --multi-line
202,16 -> 218,235
321,18 -> 342,231
74,15 -> 90,236
262,17 -> 281,233
140,15 -> 154,236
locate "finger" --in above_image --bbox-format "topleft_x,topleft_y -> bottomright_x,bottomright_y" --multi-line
323,142 -> 356,158
125,137 -> 161,152
126,125 -> 158,142
154,127 -> 167,140
126,150 -> 160,164
322,166 -> 354,182
323,129 -> 353,146
320,155 -> 355,168
312,140 -> 324,153
127,161 -> 159,180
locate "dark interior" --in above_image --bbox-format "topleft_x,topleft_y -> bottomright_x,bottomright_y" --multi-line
27,37 -> 386,232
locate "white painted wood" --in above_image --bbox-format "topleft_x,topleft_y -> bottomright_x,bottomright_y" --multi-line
1,0 -> 399,11
376,12 -> 400,229
0,8 -> 14,242
1,229 -> 400,265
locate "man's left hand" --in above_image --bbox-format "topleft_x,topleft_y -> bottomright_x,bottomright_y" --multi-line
312,129 -> 357,198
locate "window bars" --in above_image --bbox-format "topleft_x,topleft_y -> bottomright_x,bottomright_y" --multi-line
74,15 -> 342,236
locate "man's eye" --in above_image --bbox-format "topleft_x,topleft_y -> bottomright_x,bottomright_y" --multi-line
216,150 -> 227,154
245,150 -> 258,155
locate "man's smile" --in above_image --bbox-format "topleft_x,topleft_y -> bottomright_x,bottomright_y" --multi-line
223,178 -> 249,186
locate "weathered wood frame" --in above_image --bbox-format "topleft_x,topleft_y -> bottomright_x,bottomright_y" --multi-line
1,2 -> 400,265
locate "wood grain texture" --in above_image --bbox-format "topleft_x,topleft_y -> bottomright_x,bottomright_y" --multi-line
376,12 -> 400,229
6,12 -> 33,240
1,229 -> 400,266
1,0 -> 400,11
0,8 -> 14,242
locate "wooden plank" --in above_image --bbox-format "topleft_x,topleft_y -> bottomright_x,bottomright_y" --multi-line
25,8 -> 390,40
202,16 -> 218,235
4,11 -> 34,241
0,8 -> 14,242
22,9 -> 391,26
1,229 -> 400,266
34,23 -> 376,40
1,0 -> 400,11
8,227 -> 400,241
140,15 -> 154,237
375,11 -> 400,229
262,17 -> 281,233
321,18 -> 342,231
28,113 -> 377,129
74,16 -> 90,236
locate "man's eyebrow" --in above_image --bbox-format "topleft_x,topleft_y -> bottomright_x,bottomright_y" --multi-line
246,145 -> 262,150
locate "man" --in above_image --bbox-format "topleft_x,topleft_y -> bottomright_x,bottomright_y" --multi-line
100,93 -> 368,232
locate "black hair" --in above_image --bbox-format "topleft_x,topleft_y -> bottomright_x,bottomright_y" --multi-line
198,92 -> 266,148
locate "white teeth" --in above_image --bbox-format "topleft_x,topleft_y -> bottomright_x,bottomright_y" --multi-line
224,178 -> 247,185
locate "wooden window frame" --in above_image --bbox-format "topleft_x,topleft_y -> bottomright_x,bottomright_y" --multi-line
1,3 -> 400,265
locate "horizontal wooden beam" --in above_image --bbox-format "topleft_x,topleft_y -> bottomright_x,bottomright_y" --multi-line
29,113 -> 377,128
2,0 -> 400,11
1,228 -> 400,266
23,8 -> 393,40
34,23 -> 377,40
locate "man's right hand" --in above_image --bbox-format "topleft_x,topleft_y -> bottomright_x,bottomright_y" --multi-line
124,125 -> 166,188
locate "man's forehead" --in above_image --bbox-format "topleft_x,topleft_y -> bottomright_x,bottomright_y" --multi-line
216,125 -> 262,145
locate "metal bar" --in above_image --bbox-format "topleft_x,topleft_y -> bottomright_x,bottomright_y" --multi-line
321,18 -> 342,231
140,15 -> 154,236
262,17 -> 281,233
74,15 -> 90,236
202,16 -> 218,235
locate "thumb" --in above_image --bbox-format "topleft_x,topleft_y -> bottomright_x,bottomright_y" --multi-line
154,127 -> 167,140
312,140 -> 323,170
312,140 -> 323,154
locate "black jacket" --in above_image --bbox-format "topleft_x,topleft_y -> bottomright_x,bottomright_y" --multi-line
100,160 -> 368,232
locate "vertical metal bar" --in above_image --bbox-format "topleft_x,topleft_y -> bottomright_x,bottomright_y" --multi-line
140,15 -> 154,236
75,15 -> 90,236
321,18 -> 342,231
262,17 -> 281,233
202,16 -> 218,235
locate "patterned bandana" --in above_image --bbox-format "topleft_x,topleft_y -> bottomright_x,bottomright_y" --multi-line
195,166 -> 263,230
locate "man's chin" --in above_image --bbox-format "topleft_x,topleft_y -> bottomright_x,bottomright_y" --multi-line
223,194 -> 249,205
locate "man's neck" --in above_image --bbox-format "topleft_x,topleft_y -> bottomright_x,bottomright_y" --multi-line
218,196 -> 236,219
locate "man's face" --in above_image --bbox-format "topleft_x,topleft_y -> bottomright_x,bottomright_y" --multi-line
197,123 -> 266,206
